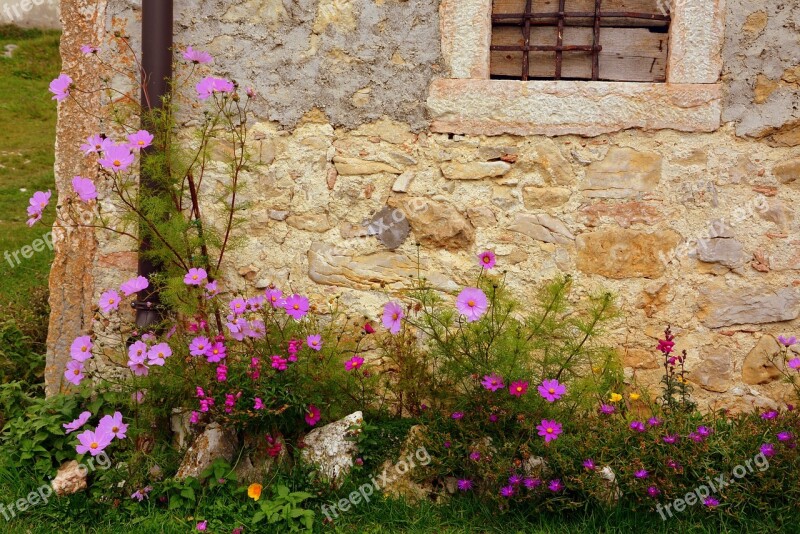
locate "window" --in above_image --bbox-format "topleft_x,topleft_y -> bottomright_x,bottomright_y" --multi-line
432,0 -> 724,136
490,0 -> 670,82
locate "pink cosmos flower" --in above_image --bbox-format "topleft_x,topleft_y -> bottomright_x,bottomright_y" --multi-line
183,46 -> 213,64
536,419 -> 562,443
382,301 -> 404,334
71,176 -> 97,202
147,343 -> 171,366
97,411 -> 127,439
305,405 -> 321,426
120,275 -> 149,296
205,342 -> 227,363
477,250 -> 496,269
481,373 -> 504,392
229,297 -> 247,315
70,335 -> 93,362
265,288 -> 283,307
132,390 -> 146,404
788,358 -> 800,370
204,280 -> 219,298
509,380 -> 529,397
98,144 -> 135,172
80,44 -> 99,55
189,336 -> 210,357
307,334 -> 322,351
345,355 -> 364,371
76,428 -> 113,456
127,354 -> 149,376
184,268 -> 208,286
80,134 -> 112,155
455,287 -> 488,322
127,130 -> 154,151
254,397 -> 265,410
49,73 -> 72,101
63,411 -> 92,434
26,190 -> 51,226
778,335 -> 797,347
128,340 -> 148,361
64,360 -> 85,385
246,295 -> 265,311
283,294 -> 309,320
196,76 -> 234,100
537,379 -> 566,402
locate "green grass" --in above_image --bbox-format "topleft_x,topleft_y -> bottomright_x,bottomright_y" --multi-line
0,25 -> 61,343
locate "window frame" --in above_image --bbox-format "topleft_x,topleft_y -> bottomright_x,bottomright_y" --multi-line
430,0 -> 725,136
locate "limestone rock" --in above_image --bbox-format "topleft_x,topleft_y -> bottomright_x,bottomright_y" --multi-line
698,286 -> 800,328
52,461 -> 88,496
742,336 -> 782,385
286,213 -> 332,233
772,158 -> 800,184
689,353 -> 733,392
576,229 -> 681,279
333,156 -> 402,176
598,466 -> 621,505
582,148 -> 662,198
308,242 -> 459,292
380,425 -> 433,502
509,213 -> 574,245
176,423 -> 239,479
234,433 -> 286,485
170,408 -> 195,450
392,172 -> 415,193
466,206 -> 497,227
522,186 -> 572,209
441,161 -> 511,180
621,348 -> 660,370
387,197 -> 474,250
694,237 -> 747,269
579,201 -> 662,228
301,411 -> 363,485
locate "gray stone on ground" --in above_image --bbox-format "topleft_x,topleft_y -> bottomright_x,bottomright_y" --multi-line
301,411 -> 362,486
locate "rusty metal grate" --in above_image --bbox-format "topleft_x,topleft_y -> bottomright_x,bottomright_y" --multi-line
491,0 -> 671,82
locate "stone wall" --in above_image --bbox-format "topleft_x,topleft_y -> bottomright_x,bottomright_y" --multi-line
47,0 -> 800,411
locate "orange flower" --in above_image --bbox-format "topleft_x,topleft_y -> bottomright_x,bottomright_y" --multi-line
247,483 -> 262,501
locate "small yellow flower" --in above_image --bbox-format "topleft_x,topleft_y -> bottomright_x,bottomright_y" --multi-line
592,366 -> 602,374
609,392 -> 623,403
247,483 -> 263,501
629,393 -> 641,401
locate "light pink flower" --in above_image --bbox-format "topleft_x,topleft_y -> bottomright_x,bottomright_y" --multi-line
64,360 -> 85,386
477,250 -> 496,269
26,190 -> 51,226
538,379 -> 566,403
536,419 -> 562,443
307,334 -> 322,351
99,290 -> 120,313
71,176 -> 97,202
128,341 -> 148,361
184,268 -> 208,286
788,358 -> 800,370
455,287 -> 488,322
127,130 -> 154,151
80,44 -> 99,55
80,134 -> 112,155
147,343 -> 171,366
98,144 -> 135,172
205,342 -> 227,363
97,411 -> 127,440
283,294 -> 309,320
183,46 -> 213,64
76,428 -> 113,456
49,73 -> 72,101
120,275 -> 149,296
196,76 -> 234,100
229,297 -> 247,315
189,336 -> 210,357
265,288 -> 283,307
63,411 -> 92,434
70,335 -> 93,362
481,373 -> 504,392
382,301 -> 404,334
204,280 -> 219,298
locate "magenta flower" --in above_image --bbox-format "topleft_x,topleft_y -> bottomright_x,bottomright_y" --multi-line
451,412 -> 464,420
127,130 -> 154,152
64,360 -> 85,385
49,73 -> 72,101
469,451 -> 481,461
536,419 -> 562,443
657,339 -> 675,354
662,434 -> 679,444
524,477 -> 541,489
499,485 -> 514,498
229,297 -> 247,315
777,431 -> 793,442
196,520 -> 208,532
760,443 -> 776,457
205,342 -> 227,363
305,405 -> 321,426
382,301 -> 404,334
689,432 -> 703,443
778,335 -> 797,347
634,469 -> 648,479
71,176 -> 97,202
184,268 -> 208,286
537,378 -> 566,402
599,403 -> 615,415
481,373 -> 505,392
183,46 -> 213,64
254,397 -> 265,410
630,421 -> 646,432
477,250 -> 496,269
63,411 -> 92,434
647,486 -> 661,497
76,428 -> 113,456
345,355 -> 365,371
98,144 -> 135,172
548,479 -> 564,492
788,358 -> 800,370
307,334 -> 322,351
509,380 -> 529,397
189,411 -> 200,424
128,341 -> 148,361
97,411 -> 127,440
457,479 -> 473,491
582,458 -> 596,470
196,76 -> 234,100
120,275 -> 149,296
80,134 -> 112,155
205,280 -> 219,298
271,355 -> 288,371
147,343 -> 171,366
216,364 -> 228,382
508,474 -> 522,485
265,288 -> 283,307
70,335 -> 93,362
189,336 -> 210,357
697,426 -> 712,437
283,294 -> 309,320
647,417 -> 662,427
703,496 -> 720,508
455,287 -> 488,322
761,410 -> 778,420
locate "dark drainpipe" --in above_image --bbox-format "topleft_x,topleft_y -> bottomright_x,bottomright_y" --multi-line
136,0 -> 173,329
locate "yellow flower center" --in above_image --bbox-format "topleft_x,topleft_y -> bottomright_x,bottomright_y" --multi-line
516,386 -> 523,392
293,304 -> 299,310
90,442 -> 98,449
108,298 -> 115,304
548,388 -> 555,394
392,313 -> 398,320
468,300 -> 475,307
138,140 -> 145,146
192,275 -> 198,280
113,160 -> 121,166
112,426 -> 119,433
73,369 -> 80,375
546,428 -> 553,434
81,346 -> 87,352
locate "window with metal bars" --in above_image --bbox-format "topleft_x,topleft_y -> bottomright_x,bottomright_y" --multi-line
491,0 -> 671,82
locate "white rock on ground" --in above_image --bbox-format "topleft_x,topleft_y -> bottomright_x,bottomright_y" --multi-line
176,422 -> 238,479
52,460 -> 87,496
301,411 -> 362,486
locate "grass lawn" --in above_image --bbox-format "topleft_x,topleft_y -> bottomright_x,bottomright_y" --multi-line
0,25 -> 60,344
